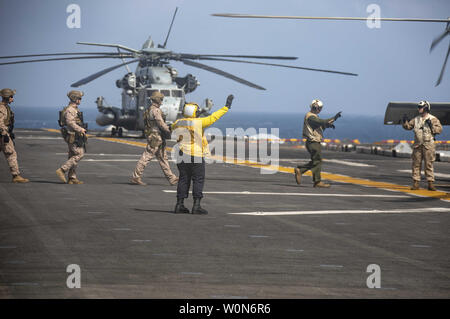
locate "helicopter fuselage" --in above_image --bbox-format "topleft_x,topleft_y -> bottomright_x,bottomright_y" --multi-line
95,63 -> 192,134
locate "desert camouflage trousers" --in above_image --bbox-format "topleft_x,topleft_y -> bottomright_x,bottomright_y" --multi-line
61,142 -> 85,180
411,144 -> 435,182
132,135 -> 177,183
0,138 -> 20,176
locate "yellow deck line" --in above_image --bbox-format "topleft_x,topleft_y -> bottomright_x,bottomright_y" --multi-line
43,129 -> 450,202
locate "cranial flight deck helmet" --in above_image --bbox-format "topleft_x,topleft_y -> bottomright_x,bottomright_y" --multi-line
310,99 -> 323,110
418,100 -> 431,112
183,103 -> 199,117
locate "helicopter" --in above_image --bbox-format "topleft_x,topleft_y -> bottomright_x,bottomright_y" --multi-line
0,8 -> 359,137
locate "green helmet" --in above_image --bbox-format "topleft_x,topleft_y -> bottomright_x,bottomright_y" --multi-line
67,90 -> 84,102
150,91 -> 164,103
1,88 -> 16,98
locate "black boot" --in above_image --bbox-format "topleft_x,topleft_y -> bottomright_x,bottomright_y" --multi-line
174,198 -> 190,214
191,198 -> 208,215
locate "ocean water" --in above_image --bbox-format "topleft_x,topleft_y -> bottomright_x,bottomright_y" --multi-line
12,106 -> 450,143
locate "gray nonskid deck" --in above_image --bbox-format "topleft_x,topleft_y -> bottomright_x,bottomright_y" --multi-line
0,129 -> 449,298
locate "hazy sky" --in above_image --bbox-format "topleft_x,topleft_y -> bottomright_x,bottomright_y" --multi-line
0,0 -> 449,116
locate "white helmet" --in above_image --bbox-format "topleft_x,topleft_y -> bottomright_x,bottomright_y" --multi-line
310,99 -> 323,109
183,103 -> 199,117
418,100 -> 431,112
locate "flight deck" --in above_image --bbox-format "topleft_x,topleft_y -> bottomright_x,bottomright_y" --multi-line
0,129 -> 449,298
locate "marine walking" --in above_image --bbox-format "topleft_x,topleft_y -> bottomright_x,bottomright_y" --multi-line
0,88 -> 29,183
131,91 -> 178,186
56,90 -> 88,184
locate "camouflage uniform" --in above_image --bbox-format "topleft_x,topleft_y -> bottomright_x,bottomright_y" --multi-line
0,88 -> 28,183
0,100 -> 20,176
132,102 -> 178,185
403,113 -> 442,183
59,103 -> 86,181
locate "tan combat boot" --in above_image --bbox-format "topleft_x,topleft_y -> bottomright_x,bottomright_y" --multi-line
410,181 -> 420,190
56,168 -> 67,183
130,177 -> 146,186
314,181 -> 331,188
428,181 -> 437,191
12,175 -> 29,183
68,178 -> 84,185
294,168 -> 302,185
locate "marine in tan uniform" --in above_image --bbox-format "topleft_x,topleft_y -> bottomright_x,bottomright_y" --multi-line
402,100 -> 442,191
130,91 -> 178,186
56,90 -> 87,184
294,99 -> 341,188
0,88 -> 29,183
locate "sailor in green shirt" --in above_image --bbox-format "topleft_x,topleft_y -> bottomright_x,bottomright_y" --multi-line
294,99 -> 342,188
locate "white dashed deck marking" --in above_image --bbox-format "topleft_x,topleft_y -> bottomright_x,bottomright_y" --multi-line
323,159 -> 375,167
230,207 -> 450,216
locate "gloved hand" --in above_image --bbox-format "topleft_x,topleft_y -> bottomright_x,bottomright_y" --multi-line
225,94 -> 234,109
333,111 -> 342,121
425,119 -> 432,127
3,134 -> 10,143
402,114 -> 409,123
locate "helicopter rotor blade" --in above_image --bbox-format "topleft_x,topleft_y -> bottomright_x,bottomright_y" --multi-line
180,59 -> 266,90
161,7 -> 178,49
178,53 -> 297,60
71,58 -> 139,87
191,56 -> 358,76
435,41 -> 450,86
0,52 -> 131,59
77,42 -> 140,53
211,13 -> 450,23
430,29 -> 450,52
0,55 -> 134,66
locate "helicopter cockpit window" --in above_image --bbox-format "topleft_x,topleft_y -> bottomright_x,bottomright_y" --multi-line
171,90 -> 183,98
161,90 -> 170,97
147,89 -> 158,96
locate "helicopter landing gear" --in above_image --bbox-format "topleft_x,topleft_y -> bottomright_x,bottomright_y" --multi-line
111,126 -> 123,137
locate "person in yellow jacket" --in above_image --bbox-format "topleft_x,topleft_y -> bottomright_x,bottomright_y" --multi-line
171,95 -> 233,214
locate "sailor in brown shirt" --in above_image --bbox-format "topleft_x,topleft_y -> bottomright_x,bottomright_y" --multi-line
0,88 -> 29,183
131,91 -> 178,186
